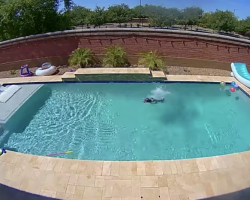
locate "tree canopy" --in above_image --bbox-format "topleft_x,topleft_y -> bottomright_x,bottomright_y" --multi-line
0,0 -> 72,41
106,4 -> 133,25
0,1 -> 250,42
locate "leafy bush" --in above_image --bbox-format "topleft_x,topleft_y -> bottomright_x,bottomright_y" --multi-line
103,45 -> 128,67
10,70 -> 16,75
138,51 -> 164,70
68,48 -> 96,67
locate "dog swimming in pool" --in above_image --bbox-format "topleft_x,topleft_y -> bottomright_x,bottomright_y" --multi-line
143,97 -> 165,104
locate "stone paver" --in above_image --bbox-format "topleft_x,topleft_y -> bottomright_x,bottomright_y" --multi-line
0,75 -> 63,84
61,72 -> 76,78
166,75 -> 235,82
151,70 -> 166,78
0,72 -> 250,200
1,151 -> 250,200
61,72 -> 77,82
75,67 -> 151,75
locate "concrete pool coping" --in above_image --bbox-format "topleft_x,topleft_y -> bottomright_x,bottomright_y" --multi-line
0,72 -> 250,200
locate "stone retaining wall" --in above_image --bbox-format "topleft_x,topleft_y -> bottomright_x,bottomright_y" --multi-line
0,28 -> 250,72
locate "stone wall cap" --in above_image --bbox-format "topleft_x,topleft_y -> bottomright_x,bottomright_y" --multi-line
0,28 -> 250,47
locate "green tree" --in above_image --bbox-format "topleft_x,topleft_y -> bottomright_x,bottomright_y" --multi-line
0,0 -> 3,40
178,7 -> 203,29
210,10 -> 238,32
87,6 -> 106,27
106,4 -> 132,25
132,5 -> 200,28
142,5 -> 170,27
0,0 -> 72,41
236,17 -> 250,36
164,8 -> 182,27
61,0 -> 74,11
199,12 -> 214,28
68,6 -> 91,26
0,2 -> 246,42
131,5 -> 149,18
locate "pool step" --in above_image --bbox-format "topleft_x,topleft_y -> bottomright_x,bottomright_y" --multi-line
61,68 -> 167,82
150,71 -> 166,80
61,72 -> 78,82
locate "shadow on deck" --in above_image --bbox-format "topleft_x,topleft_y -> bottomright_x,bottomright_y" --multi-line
0,182 -> 250,200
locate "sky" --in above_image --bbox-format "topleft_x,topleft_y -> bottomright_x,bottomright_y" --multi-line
72,0 -> 250,19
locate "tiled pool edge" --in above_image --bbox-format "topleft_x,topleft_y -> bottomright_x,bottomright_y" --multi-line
2,81 -> 235,85
1,74 -> 250,200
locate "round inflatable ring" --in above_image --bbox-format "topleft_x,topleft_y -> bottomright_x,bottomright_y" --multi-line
35,65 -> 57,76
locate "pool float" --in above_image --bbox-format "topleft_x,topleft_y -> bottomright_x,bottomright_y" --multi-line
0,148 -> 6,156
231,62 -> 250,88
35,62 -> 57,76
20,64 -> 33,77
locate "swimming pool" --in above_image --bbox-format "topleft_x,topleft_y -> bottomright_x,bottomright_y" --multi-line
1,82 -> 250,161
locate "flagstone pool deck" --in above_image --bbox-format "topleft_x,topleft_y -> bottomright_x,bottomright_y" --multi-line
0,68 -> 250,200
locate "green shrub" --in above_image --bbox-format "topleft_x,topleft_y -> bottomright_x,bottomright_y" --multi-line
138,51 -> 164,70
10,70 -> 16,75
103,45 -> 128,67
68,48 -> 96,67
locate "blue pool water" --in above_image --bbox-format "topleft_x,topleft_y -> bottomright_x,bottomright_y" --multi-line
1,82 -> 250,161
